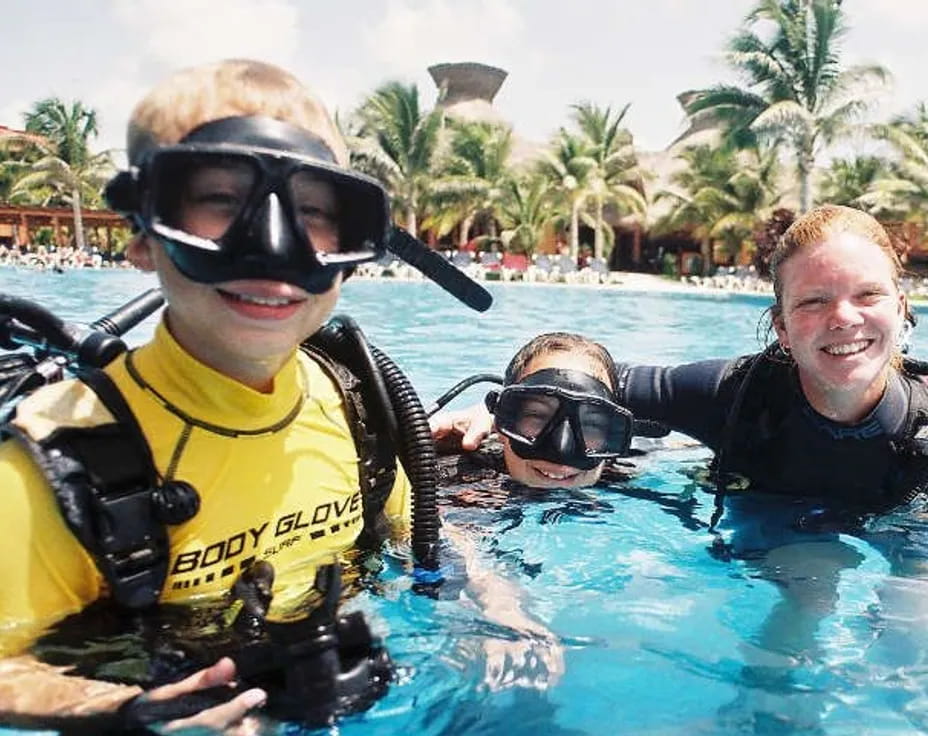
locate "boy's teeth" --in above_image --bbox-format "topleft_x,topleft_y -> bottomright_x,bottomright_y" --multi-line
235,293 -> 293,306
823,340 -> 869,356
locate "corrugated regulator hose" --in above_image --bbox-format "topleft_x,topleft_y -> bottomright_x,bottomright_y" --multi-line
369,344 -> 441,571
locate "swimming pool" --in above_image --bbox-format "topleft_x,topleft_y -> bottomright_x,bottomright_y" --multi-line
3,268 -> 928,735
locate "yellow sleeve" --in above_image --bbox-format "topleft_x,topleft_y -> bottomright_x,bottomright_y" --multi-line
383,461 -> 412,530
0,438 -> 101,655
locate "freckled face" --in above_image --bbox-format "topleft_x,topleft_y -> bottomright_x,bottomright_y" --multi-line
774,231 -> 905,412
501,351 -> 610,489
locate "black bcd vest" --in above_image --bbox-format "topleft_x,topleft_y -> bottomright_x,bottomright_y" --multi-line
2,324 -> 402,609
711,348 -> 928,517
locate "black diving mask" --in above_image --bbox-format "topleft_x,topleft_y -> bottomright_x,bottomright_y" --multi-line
485,368 -> 633,471
105,115 -> 390,294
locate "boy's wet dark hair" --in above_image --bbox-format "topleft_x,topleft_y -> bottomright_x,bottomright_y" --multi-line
504,332 -> 619,393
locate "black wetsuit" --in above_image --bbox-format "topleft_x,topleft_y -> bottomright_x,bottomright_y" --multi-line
617,353 -> 924,510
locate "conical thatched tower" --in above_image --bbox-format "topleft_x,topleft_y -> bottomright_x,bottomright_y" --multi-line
428,62 -> 542,166
428,62 -> 508,123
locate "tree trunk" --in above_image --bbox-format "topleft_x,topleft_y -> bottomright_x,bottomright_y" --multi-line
701,236 -> 713,276
406,206 -> 417,239
797,147 -> 813,213
71,188 -> 86,251
594,197 -> 605,261
569,199 -> 580,259
459,214 -> 474,249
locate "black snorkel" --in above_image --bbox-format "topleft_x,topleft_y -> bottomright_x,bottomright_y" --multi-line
104,115 -> 494,312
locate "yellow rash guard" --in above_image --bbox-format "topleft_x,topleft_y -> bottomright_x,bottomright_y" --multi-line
0,321 -> 411,652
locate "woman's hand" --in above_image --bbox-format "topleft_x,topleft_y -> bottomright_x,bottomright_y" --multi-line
429,403 -> 494,451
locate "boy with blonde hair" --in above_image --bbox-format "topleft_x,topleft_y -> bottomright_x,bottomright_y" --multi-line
0,58 -> 410,732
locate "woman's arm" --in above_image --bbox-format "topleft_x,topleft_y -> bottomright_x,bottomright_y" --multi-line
444,522 -> 564,692
617,358 -> 736,448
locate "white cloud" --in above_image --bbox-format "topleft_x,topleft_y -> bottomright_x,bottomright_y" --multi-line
852,0 -> 928,29
87,0 -> 303,158
85,55 -> 148,161
110,0 -> 301,69
361,0 -> 526,77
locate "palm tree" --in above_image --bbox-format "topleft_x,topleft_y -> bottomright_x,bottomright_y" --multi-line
424,120 -> 514,247
859,105 -> 928,222
11,99 -> 113,250
817,155 -> 886,208
349,81 -> 443,237
0,148 -> 36,202
496,175 -> 556,255
571,102 -> 646,260
681,0 -> 889,212
655,143 -> 783,272
536,128 -> 596,259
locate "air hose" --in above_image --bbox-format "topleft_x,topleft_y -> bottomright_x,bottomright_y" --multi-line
310,316 -> 441,572
369,343 -> 441,570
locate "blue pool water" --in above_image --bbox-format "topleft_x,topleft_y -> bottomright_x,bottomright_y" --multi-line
4,268 -> 928,735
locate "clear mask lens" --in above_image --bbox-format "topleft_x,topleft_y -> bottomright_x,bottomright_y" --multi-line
152,152 -> 348,255
155,153 -> 257,242
494,387 -> 631,456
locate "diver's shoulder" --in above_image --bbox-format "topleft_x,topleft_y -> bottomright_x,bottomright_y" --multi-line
10,377 -> 115,442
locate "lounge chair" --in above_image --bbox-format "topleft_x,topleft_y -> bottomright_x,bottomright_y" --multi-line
451,250 -> 475,268
501,253 -> 529,281
525,254 -> 553,283
552,254 -> 580,283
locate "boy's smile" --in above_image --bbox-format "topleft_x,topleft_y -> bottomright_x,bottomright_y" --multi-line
129,235 -> 341,392
216,283 -> 309,321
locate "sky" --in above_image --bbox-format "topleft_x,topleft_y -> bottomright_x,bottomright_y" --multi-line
1,0 -> 926,161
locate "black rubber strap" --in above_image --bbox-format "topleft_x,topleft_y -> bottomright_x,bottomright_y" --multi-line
0,687 -> 241,735
76,365 -> 158,481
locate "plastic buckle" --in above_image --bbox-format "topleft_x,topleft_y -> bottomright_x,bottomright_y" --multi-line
92,488 -> 167,608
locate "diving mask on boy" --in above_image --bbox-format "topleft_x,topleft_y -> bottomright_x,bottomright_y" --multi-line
485,368 -> 634,470
105,116 -> 390,294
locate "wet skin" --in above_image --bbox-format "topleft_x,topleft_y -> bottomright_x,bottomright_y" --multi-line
773,231 -> 905,423
501,351 -> 611,489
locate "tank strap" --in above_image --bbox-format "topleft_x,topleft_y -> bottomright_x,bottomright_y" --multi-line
299,343 -> 397,543
886,371 -> 928,508
708,347 -> 789,527
6,368 -> 173,608
5,333 -> 400,607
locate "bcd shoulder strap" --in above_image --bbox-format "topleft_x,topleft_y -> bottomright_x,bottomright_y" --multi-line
886,368 -> 928,508
5,336 -> 398,608
5,367 -> 181,608
708,347 -> 791,527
